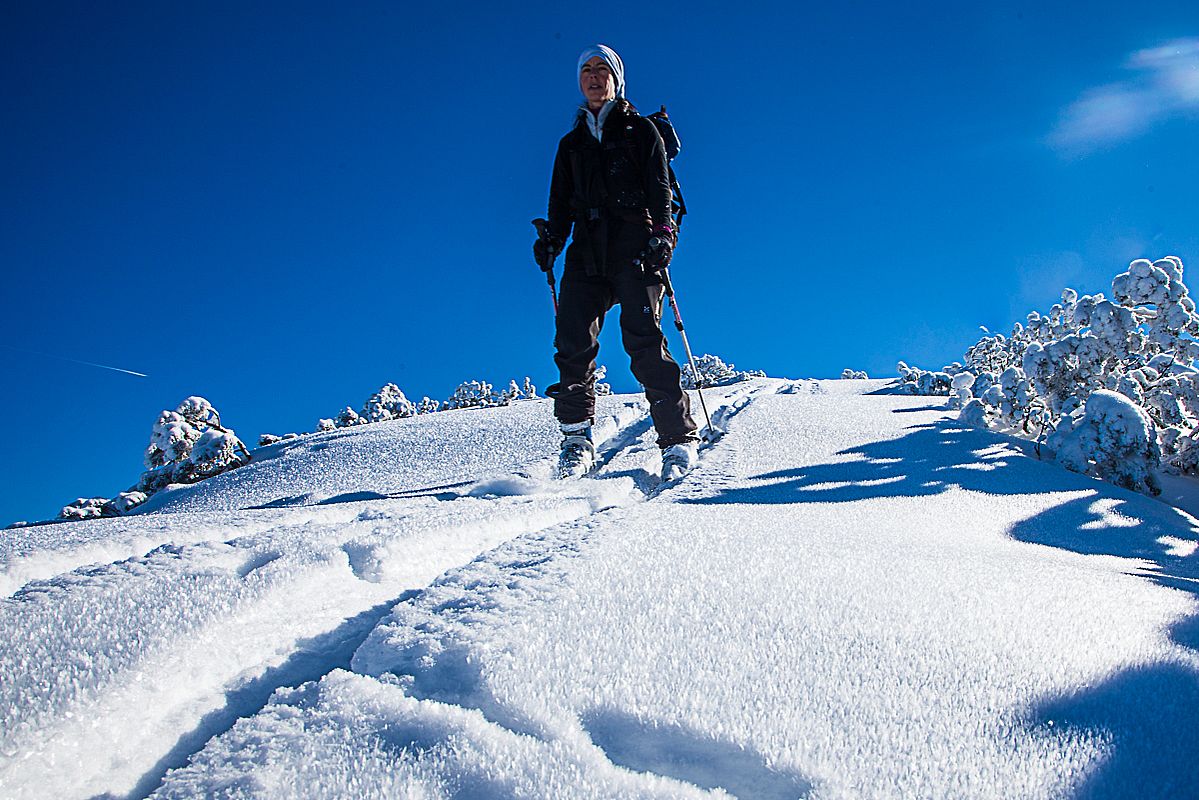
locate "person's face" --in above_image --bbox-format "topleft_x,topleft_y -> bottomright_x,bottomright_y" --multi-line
579,56 -> 616,109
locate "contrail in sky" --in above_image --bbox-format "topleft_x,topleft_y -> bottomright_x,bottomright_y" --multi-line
1,344 -> 149,378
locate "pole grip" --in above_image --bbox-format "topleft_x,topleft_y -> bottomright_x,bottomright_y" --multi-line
532,218 -> 559,316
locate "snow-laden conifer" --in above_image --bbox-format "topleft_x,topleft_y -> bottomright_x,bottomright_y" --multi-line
55,396 -> 250,521
334,407 -> 364,428
594,366 -> 612,396
896,363 -> 954,396
176,396 -> 221,428
900,256 -> 1199,493
145,411 -> 202,470
137,397 -> 251,497
948,371 -> 975,410
59,497 -> 108,521
1048,389 -> 1162,495
681,354 -> 765,389
959,398 -> 992,429
258,433 -> 299,447
496,378 -> 539,404
500,380 -> 520,404
106,491 -> 148,515
316,375 -> 536,430
361,383 -> 415,423
183,429 -> 247,482
444,380 -> 501,410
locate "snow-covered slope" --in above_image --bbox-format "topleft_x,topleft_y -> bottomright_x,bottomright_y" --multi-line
3,380 -> 1197,799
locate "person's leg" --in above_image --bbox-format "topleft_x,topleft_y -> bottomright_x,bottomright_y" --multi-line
613,270 -> 697,447
546,270 -> 615,426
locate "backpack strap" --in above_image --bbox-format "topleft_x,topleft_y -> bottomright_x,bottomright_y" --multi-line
647,106 -> 682,160
646,106 -> 686,231
667,163 -> 687,231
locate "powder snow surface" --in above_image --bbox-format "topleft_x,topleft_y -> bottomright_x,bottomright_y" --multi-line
3,380 -> 1198,799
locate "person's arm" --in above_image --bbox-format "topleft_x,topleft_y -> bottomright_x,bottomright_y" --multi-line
547,137 -> 574,243
639,118 -> 673,233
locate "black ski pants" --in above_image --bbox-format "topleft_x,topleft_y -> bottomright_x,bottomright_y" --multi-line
547,266 -> 697,448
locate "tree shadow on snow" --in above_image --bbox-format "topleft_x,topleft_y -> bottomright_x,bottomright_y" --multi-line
581,708 -> 814,799
685,416 -> 1199,797
682,419 -> 1088,507
1009,492 -> 1199,798
1023,661 -> 1199,800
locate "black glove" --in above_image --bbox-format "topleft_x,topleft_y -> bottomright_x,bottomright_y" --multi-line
533,234 -> 564,271
643,225 -> 676,273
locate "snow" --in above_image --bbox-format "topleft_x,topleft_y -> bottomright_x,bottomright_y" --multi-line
3,378 -> 1199,798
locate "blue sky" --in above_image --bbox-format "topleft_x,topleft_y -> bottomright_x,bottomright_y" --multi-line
3,1 -> 1198,524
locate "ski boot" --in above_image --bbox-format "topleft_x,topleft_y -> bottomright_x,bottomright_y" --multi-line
660,440 -> 698,483
555,421 -> 596,479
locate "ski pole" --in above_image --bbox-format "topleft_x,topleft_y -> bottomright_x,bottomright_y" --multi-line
659,267 -> 713,440
531,218 -> 559,316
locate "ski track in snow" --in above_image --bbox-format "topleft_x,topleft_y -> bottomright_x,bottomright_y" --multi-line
164,380 -> 1199,799
5,378 -> 1199,798
0,386 -> 766,799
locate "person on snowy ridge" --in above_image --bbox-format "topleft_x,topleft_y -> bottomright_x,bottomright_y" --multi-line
533,43 -> 699,481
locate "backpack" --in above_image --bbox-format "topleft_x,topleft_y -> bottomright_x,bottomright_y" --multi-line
645,106 -> 688,232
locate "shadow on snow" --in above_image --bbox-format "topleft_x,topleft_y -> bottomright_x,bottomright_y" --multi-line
582,708 -> 814,799
685,414 -> 1199,798
1008,488 -> 1199,798
681,419 -> 1087,506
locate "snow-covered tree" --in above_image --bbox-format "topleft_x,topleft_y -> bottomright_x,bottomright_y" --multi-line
497,377 -> 539,404
106,491 -> 148,515
181,429 -> 248,482
901,256 -> 1199,494
500,381 -> 518,403
334,407 -> 364,428
444,380 -> 501,410
137,396 -> 251,497
57,395 -> 250,521
362,383 -> 415,423
841,369 -> 869,380
144,397 -> 249,473
681,354 -> 765,389
1112,257 -> 1199,360
59,497 -> 107,521
1048,390 -> 1162,495
145,410 -> 202,470
316,375 -> 538,429
896,361 -> 953,396
176,396 -> 222,428
594,366 -> 612,396
259,433 -> 299,446
948,371 -> 975,409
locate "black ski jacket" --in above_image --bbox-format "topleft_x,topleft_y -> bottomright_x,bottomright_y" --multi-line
546,100 -> 672,276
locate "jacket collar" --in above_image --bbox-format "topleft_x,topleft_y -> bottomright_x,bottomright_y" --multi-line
578,99 -> 619,143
